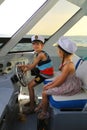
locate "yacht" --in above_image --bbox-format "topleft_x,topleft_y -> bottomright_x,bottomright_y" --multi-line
0,0 -> 87,130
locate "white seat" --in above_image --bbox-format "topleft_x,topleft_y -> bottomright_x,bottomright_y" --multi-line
49,90 -> 87,109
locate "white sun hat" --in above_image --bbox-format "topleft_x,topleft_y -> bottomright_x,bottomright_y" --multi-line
55,36 -> 77,53
31,35 -> 45,43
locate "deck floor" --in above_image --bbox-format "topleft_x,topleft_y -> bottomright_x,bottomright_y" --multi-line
11,114 -> 37,130
9,113 -> 37,130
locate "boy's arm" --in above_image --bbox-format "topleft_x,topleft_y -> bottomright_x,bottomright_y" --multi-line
18,52 -> 43,72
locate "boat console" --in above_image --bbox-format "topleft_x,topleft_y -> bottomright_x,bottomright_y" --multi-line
0,73 -> 20,130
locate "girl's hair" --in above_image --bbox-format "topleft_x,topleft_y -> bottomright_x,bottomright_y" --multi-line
58,45 -> 72,64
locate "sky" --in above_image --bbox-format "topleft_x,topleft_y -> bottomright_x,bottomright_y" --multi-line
65,16 -> 87,36
0,0 -> 46,36
0,0 -> 87,36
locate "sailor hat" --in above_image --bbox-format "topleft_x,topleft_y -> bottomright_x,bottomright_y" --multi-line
31,35 -> 45,43
54,36 -> 77,53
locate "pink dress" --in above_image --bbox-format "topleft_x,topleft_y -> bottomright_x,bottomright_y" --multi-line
45,73 -> 83,96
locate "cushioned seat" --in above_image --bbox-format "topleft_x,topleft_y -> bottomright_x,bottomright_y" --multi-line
49,90 -> 87,109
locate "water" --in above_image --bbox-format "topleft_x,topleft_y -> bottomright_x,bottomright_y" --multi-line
12,35 -> 87,59
68,36 -> 87,58
68,36 -> 87,45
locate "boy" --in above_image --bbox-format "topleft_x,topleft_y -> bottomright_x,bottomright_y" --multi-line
19,35 -> 54,113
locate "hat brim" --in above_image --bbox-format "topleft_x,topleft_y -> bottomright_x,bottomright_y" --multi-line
32,40 -> 44,44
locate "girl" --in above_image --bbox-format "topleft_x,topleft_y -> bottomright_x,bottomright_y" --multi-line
36,36 -> 83,119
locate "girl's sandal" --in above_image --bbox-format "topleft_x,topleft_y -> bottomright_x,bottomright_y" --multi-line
38,112 -> 49,120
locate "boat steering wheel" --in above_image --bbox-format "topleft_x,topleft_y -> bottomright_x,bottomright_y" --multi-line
16,66 -> 28,87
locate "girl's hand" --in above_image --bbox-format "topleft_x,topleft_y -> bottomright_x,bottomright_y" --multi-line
43,82 -> 53,90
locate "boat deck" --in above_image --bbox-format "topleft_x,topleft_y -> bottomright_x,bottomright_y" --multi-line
9,113 -> 37,130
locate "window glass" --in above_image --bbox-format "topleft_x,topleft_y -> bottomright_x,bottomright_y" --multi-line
10,43 -> 33,52
10,0 -> 80,52
0,0 -> 46,37
65,16 -> 87,57
27,0 -> 79,36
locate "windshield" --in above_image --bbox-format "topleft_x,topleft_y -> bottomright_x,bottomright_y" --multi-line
0,0 -> 87,53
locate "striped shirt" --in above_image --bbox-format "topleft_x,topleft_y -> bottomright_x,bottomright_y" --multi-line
36,51 -> 54,78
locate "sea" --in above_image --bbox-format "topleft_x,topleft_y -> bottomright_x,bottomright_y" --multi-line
68,36 -> 87,57
14,35 -> 87,58
44,35 -> 87,57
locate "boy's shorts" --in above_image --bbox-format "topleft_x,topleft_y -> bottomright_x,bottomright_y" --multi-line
34,74 -> 46,84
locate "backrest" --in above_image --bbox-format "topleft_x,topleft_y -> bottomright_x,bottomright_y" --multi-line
72,54 -> 83,69
76,60 -> 87,90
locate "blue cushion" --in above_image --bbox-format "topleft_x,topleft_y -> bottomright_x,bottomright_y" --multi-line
49,95 -> 87,109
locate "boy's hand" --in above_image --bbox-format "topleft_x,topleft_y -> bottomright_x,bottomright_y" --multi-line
22,67 -> 28,73
17,65 -> 28,73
